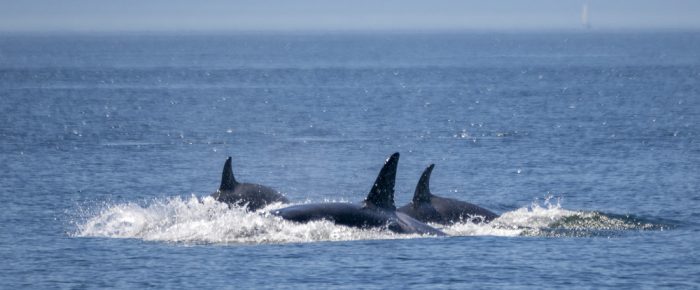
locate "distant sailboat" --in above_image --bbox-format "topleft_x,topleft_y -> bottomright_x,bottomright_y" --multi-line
581,2 -> 591,29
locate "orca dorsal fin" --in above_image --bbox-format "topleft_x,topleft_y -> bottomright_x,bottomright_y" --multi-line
413,164 -> 434,205
364,152 -> 399,210
219,157 -> 238,191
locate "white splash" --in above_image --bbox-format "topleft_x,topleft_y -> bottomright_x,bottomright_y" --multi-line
74,195 -> 615,244
442,197 -> 578,236
74,196 -> 417,244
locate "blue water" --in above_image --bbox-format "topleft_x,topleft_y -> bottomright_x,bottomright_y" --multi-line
1,31 -> 699,288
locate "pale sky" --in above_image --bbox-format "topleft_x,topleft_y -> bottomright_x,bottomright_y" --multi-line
1,0 -> 699,31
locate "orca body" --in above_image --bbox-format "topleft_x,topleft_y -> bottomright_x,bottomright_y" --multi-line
272,153 -> 446,236
211,157 -> 289,211
397,164 -> 498,225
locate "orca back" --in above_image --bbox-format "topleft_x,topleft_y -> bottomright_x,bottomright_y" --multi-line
398,164 -> 498,224
212,156 -> 288,211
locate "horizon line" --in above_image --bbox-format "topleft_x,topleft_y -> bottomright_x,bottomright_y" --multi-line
2,27 -> 700,35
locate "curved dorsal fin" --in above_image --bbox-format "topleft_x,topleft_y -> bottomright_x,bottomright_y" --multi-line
364,152 -> 399,210
413,164 -> 434,205
219,157 -> 238,191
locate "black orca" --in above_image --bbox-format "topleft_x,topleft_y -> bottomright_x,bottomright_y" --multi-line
272,153 -> 446,236
211,157 -> 289,211
397,164 -> 498,225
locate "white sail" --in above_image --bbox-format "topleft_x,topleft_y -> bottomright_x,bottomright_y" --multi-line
581,3 -> 591,29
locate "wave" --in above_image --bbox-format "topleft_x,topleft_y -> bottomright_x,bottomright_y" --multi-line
72,195 -> 672,244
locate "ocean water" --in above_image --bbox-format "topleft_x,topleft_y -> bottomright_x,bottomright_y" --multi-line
1,31 -> 699,288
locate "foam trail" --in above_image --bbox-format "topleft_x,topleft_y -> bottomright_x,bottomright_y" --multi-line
443,197 -> 668,237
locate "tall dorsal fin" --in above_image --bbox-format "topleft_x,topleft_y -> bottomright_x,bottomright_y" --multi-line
413,164 -> 434,205
219,157 -> 238,191
364,152 -> 399,210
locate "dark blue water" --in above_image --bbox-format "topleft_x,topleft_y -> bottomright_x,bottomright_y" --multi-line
1,32 -> 699,288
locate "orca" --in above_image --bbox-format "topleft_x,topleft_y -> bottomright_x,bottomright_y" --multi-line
272,153 -> 446,236
211,157 -> 289,211
397,164 -> 498,225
